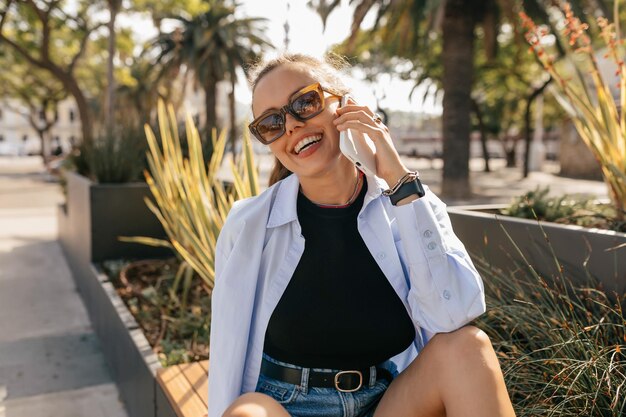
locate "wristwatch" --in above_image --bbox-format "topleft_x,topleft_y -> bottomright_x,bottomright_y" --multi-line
389,177 -> 426,205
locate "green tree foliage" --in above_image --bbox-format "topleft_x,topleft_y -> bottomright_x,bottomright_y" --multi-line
0,50 -> 66,163
152,0 -> 272,156
131,0 -> 210,30
0,0 -> 109,145
115,54 -> 173,129
471,24 -> 564,169
312,0 -> 610,197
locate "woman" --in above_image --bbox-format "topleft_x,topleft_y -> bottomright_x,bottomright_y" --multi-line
208,53 -> 516,417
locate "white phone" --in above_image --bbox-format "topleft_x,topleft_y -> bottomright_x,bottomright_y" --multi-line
339,95 -> 377,177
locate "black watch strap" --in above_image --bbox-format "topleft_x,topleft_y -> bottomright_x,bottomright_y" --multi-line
389,178 -> 426,205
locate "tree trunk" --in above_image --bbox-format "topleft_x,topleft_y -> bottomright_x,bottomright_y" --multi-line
204,81 -> 218,134
441,0 -> 476,198
505,146 -> 516,167
229,75 -> 237,158
204,80 -> 217,158
36,129 -> 49,167
523,77 -> 552,177
47,66 -> 93,145
471,98 -> 490,173
70,80 -> 94,145
106,2 -> 119,136
29,112 -> 50,167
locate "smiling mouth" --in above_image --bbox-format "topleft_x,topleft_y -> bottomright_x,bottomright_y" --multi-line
294,134 -> 322,154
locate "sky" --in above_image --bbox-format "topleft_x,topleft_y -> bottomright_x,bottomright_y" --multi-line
119,0 -> 441,114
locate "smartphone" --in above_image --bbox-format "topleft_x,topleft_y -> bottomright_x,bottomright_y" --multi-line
339,95 -> 377,177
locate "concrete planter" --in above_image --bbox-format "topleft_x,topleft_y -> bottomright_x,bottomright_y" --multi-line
58,171 -> 171,263
56,256 -> 180,417
57,171 -> 181,416
448,205 -> 626,295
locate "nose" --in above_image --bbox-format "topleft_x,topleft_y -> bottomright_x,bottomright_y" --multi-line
284,113 -> 305,136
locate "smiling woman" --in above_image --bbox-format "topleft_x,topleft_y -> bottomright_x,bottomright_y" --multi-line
207,53 -> 515,417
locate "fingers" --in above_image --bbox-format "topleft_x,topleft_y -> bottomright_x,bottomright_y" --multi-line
336,102 -> 375,118
334,119 -> 386,142
334,107 -> 386,131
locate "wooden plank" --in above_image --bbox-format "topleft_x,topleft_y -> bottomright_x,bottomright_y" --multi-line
199,360 -> 209,373
179,362 -> 209,407
157,365 -> 208,417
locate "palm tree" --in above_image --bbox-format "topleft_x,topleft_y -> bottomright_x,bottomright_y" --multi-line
154,0 -> 272,155
311,0 -> 598,198
106,0 -> 122,136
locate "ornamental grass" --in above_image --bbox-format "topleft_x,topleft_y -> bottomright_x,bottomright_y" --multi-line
476,230 -> 626,416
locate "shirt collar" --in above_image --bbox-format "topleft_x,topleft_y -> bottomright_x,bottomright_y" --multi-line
265,172 -> 386,229
266,174 -> 300,228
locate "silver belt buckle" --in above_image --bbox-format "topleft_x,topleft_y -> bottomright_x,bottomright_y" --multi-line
334,370 -> 363,392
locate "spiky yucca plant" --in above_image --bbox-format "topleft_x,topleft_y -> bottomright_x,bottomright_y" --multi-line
125,100 -> 259,292
520,1 -> 626,219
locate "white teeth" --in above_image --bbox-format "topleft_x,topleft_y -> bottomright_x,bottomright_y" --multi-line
294,135 -> 322,154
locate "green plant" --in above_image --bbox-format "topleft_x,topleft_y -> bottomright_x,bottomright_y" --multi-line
501,187 -> 626,232
125,100 -> 259,293
70,126 -> 148,183
520,1 -> 626,219
476,253 -> 626,416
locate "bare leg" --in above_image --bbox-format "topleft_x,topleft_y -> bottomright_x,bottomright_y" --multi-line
373,326 -> 516,417
222,392 -> 291,417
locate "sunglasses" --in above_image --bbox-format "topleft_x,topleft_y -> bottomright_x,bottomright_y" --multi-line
249,82 -> 340,145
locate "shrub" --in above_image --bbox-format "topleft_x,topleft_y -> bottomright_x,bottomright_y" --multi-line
70,126 -> 148,183
501,187 -> 626,232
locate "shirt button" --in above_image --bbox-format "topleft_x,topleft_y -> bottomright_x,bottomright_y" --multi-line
377,252 -> 386,260
427,242 -> 437,250
443,290 -> 451,300
423,229 -> 433,238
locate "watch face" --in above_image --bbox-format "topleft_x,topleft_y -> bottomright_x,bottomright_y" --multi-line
416,178 -> 426,197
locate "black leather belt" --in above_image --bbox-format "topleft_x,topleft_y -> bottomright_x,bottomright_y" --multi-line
260,357 -> 393,393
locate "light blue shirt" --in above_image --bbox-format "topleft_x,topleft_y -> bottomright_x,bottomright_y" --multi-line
207,173 -> 486,417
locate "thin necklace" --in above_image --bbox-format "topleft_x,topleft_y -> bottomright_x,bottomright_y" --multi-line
306,171 -> 363,208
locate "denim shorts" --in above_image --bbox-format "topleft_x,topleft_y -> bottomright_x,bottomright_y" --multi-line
255,353 -> 400,417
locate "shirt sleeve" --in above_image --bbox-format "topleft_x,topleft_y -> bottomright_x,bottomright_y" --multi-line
392,188 -> 486,334
207,209 -> 251,417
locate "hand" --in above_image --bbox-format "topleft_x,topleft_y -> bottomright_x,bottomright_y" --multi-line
333,98 -> 410,188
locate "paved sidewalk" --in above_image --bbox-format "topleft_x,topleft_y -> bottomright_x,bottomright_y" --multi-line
0,157 -> 128,417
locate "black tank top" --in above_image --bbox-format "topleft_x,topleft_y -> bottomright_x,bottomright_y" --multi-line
263,181 -> 415,369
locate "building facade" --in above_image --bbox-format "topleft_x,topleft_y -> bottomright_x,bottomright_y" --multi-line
0,98 -> 81,156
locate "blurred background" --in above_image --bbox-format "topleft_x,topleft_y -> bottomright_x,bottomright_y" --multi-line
1,0 -> 623,194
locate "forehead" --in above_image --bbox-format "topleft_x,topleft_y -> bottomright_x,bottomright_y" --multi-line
252,64 -> 319,116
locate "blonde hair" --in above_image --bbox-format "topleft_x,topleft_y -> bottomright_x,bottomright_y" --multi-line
247,53 -> 352,186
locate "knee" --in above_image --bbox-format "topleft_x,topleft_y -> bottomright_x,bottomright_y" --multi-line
428,325 -> 493,359
221,392 -> 273,417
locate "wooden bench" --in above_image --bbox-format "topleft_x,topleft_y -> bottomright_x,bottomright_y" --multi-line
157,360 -> 209,417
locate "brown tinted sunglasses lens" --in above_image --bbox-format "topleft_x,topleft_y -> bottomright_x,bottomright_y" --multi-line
255,113 -> 284,144
291,90 -> 323,118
